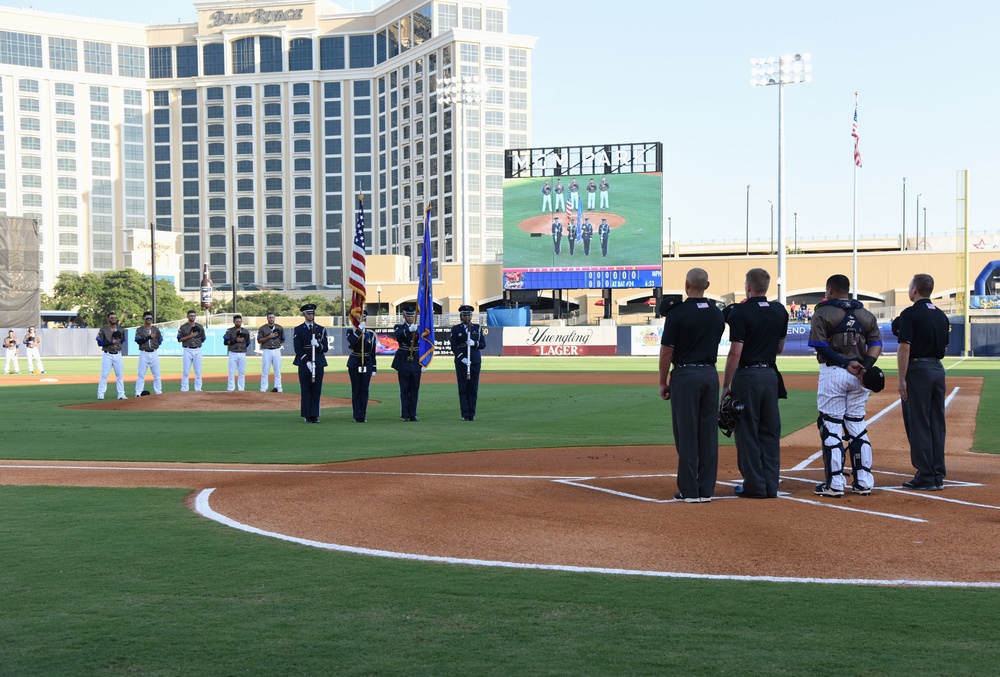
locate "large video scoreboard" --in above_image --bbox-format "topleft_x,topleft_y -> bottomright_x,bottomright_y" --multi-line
502,142 -> 663,290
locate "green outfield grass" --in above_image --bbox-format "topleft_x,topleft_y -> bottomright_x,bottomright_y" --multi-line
3,357 -> 1000,674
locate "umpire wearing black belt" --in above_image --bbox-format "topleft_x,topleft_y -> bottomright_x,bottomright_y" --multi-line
721,268 -> 789,498
658,268 -> 725,503
392,305 -> 423,421
895,273 -> 950,490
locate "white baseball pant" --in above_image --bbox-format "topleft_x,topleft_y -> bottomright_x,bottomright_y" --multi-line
4,348 -> 20,374
135,351 -> 162,396
227,352 -> 246,391
817,364 -> 874,491
97,352 -> 125,399
26,347 -> 44,373
181,347 -> 203,392
260,348 -> 283,392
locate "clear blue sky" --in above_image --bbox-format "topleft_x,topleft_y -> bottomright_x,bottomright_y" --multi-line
5,0 -> 997,245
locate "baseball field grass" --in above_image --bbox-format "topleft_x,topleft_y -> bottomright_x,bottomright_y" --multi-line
3,356 -> 1000,675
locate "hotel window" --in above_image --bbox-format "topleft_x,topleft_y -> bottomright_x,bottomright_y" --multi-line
349,35 -> 375,69
20,98 -> 40,112
177,45 -> 198,77
485,9 -> 504,32
293,101 -> 310,115
509,70 -> 527,89
55,101 -> 75,115
57,139 -> 77,153
22,137 -> 41,151
260,36 -> 282,73
289,38 -> 313,71
486,89 -> 503,105
234,104 -> 251,118
485,111 -> 503,127
55,82 -> 74,96
23,175 -> 42,189
510,112 -> 527,131
510,48 -> 527,68
234,85 -> 251,99
0,31 -> 43,67
485,46 -> 503,63
437,4 -> 457,30
236,142 -> 253,155
461,7 -> 481,29
265,177 -> 282,191
264,121 -> 281,135
510,91 -> 527,110
57,158 -> 77,172
49,37 -> 79,71
233,38 -> 255,74
206,86 -> 223,101
83,41 -> 112,74
20,118 -> 41,132
118,45 -> 145,78
460,44 -> 479,63
264,84 -> 280,98
236,160 -> 253,173
207,124 -> 223,138
293,120 -> 310,134
207,162 -> 224,175
237,197 -> 253,210
181,89 -> 197,105
264,102 -> 281,117
320,37 -> 345,70
414,5 -> 433,44
203,43 -> 224,76
485,67 -> 502,84
236,123 -> 252,137
149,46 -> 173,78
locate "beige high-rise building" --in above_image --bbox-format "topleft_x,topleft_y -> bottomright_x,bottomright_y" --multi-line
0,0 -> 535,296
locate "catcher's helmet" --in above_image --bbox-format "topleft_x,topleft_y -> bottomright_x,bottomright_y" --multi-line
718,395 -> 745,438
862,365 -> 885,392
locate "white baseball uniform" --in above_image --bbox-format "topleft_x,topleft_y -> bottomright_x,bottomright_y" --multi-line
134,325 -> 163,396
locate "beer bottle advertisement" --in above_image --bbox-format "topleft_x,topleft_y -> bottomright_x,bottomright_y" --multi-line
200,264 -> 213,309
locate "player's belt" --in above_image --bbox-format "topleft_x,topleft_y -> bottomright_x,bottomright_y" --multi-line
102,349 -> 121,354
739,362 -> 771,368
675,363 -> 713,368
140,348 -> 156,352
910,357 -> 941,363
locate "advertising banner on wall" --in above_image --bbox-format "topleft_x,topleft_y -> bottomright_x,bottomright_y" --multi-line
503,326 -> 617,356
628,325 -> 732,357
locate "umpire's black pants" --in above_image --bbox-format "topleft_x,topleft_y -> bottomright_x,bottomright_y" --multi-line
732,367 -> 781,498
902,360 -> 947,485
670,366 -> 720,499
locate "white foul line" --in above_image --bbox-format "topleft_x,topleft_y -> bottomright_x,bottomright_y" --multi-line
193,488 -> 998,588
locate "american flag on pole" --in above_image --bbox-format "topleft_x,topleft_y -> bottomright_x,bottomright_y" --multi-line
852,102 -> 863,168
348,194 -> 367,329
565,186 -> 573,230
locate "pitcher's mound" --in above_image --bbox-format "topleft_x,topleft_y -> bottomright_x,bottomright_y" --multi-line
64,391 -> 355,412
518,212 -> 625,234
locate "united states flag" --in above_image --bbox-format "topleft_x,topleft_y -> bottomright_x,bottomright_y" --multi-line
852,103 -> 862,168
565,189 -> 573,228
348,195 -> 367,329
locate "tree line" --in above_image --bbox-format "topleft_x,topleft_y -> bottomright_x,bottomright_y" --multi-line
43,270 -> 344,327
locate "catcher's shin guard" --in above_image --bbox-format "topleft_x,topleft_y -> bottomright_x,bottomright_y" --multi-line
818,413 -> 846,489
844,415 -> 874,488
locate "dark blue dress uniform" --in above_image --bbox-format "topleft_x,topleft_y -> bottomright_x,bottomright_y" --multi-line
895,296 -> 950,489
346,325 -> 378,422
450,305 -> 486,420
726,296 -> 789,498
598,220 -> 610,257
392,307 -> 422,421
551,219 -> 563,254
661,296 -> 725,501
292,304 -> 328,423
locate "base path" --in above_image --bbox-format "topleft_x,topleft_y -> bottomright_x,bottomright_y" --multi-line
4,375 -> 998,586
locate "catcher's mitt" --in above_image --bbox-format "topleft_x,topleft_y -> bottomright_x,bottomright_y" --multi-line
862,365 -> 885,392
718,395 -> 745,438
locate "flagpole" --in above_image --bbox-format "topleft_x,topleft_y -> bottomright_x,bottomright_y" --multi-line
852,92 -> 859,300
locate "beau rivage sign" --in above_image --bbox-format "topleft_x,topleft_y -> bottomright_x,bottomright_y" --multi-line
206,6 -> 306,29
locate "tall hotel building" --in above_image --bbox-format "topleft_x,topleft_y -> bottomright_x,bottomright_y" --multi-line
0,0 -> 534,297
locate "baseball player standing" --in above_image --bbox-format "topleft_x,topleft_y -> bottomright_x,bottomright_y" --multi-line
177,310 -> 206,392
586,178 -> 598,209
553,179 -> 566,212
721,268 -> 788,498
3,330 -> 21,374
133,311 -> 163,396
541,180 -> 553,212
257,312 -> 285,393
659,269 -> 725,502
599,177 -> 610,210
223,314 -> 250,391
23,327 -> 44,374
96,312 -> 126,400
895,273 -> 950,490
808,274 -> 882,497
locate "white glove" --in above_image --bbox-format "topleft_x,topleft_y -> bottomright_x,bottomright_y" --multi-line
306,361 -> 314,372
370,371 -> 376,379
409,323 -> 418,332
466,338 -> 475,348
421,366 -> 427,373
358,322 -> 366,331
461,357 -> 471,366
310,337 -> 319,347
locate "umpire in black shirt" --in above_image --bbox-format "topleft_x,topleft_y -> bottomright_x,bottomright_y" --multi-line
721,268 -> 789,498
895,273 -> 950,490
659,268 -> 725,502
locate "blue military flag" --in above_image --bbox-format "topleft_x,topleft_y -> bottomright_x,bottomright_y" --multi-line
417,207 -> 435,368
576,196 -> 584,242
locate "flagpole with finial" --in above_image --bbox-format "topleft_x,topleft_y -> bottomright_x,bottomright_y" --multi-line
852,90 -> 861,300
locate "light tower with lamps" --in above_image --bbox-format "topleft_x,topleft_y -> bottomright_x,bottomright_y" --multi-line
435,74 -> 483,308
750,52 -> 812,304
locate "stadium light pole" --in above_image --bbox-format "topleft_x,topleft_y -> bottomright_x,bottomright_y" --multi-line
745,185 -> 750,255
768,199 -> 774,254
751,52 -> 812,304
916,193 -> 922,248
436,74 -> 482,308
923,206 -> 927,249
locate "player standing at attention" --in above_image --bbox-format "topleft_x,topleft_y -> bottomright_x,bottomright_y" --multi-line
809,274 -> 882,497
